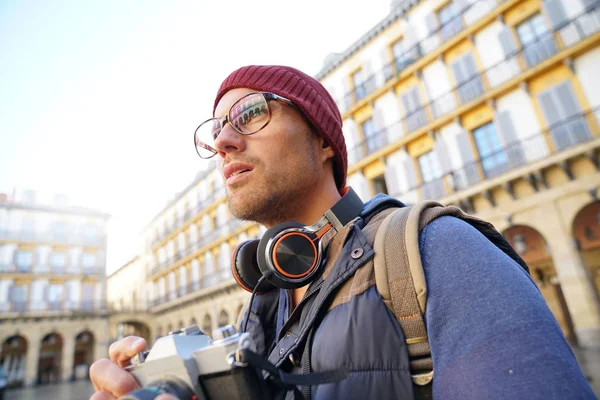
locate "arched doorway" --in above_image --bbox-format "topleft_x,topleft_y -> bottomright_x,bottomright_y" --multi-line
37,333 -> 63,385
573,201 -> 600,299
116,321 -> 151,342
1,335 -> 27,387
504,225 -> 577,343
73,331 -> 94,380
202,314 -> 212,337
218,310 -> 229,328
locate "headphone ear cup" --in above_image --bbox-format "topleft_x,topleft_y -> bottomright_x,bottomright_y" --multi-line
231,240 -> 274,293
257,221 -> 319,289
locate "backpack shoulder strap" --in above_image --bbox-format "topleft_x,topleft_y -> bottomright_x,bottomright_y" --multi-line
373,201 -> 441,389
373,200 -> 530,395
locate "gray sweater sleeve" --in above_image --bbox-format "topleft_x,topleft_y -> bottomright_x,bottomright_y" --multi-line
420,216 -> 594,399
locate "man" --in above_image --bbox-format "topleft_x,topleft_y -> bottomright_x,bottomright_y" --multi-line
90,65 -> 594,399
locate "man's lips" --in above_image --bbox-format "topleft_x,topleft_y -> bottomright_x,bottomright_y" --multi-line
223,162 -> 254,181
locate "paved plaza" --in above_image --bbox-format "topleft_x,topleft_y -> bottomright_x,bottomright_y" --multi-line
5,380 -> 94,400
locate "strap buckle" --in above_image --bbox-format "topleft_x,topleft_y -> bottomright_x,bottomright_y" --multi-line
411,370 -> 434,386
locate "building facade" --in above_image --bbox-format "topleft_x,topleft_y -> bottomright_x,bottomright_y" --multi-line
0,191 -> 109,387
317,0 -> 600,346
108,0 -> 600,351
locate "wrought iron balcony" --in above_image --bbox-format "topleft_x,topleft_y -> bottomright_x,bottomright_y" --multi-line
347,4 -> 600,169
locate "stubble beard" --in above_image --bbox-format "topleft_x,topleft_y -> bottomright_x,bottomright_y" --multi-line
227,148 -> 320,226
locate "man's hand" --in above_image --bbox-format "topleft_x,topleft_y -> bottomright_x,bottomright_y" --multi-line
89,336 -> 147,400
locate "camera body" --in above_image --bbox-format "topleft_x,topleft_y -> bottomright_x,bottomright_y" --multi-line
119,324 -> 270,400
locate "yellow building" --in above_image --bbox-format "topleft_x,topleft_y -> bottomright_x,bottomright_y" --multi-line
109,0 -> 600,349
0,190 -> 110,387
316,0 -> 600,346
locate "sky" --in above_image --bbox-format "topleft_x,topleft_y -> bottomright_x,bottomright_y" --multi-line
0,0 -> 390,275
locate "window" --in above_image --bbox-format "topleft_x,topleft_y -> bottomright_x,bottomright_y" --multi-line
418,151 -> 445,200
473,122 -> 508,178
48,284 -> 63,311
82,253 -> 95,271
53,222 -> 68,242
51,252 -> 65,273
451,52 -> 484,104
438,2 -> 464,42
21,218 -> 34,240
392,37 -> 418,73
372,175 -> 389,195
537,80 -> 591,150
11,284 -> 28,312
516,13 -> 556,67
401,86 -> 428,132
361,118 -> 379,155
352,69 -> 367,101
16,251 -> 32,272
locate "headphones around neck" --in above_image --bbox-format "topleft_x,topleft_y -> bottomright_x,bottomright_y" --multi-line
231,187 -> 364,293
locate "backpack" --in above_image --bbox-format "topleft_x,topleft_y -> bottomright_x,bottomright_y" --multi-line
372,201 -> 530,399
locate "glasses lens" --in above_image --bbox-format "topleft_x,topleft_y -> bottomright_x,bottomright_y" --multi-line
194,119 -> 220,159
229,93 -> 271,134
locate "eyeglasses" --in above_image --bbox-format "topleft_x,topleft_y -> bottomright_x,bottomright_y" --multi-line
194,92 -> 295,159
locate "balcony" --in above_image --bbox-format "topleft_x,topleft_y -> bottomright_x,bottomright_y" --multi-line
150,270 -> 235,308
393,107 -> 599,202
346,4 -> 600,173
0,230 -> 106,246
336,0 -> 600,117
0,264 -> 105,276
0,300 -> 108,316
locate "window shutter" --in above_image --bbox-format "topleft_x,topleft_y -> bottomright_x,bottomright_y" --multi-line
538,89 -> 568,150
363,60 -> 375,93
495,110 -> 525,168
401,90 -> 413,115
402,158 -> 418,189
555,82 -> 591,143
451,58 -> 466,85
543,0 -> 569,30
434,136 -> 453,174
456,130 -> 479,187
385,162 -> 402,197
498,27 -> 518,57
425,12 -> 440,35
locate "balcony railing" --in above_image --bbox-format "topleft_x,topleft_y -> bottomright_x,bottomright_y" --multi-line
337,0 -> 600,115
1,300 -> 108,315
151,188 -> 227,247
346,4 -> 600,166
0,264 -> 105,275
392,107 -> 599,202
150,270 -> 234,308
0,230 -> 106,246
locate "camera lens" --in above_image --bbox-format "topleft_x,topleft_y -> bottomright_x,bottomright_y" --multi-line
118,378 -> 196,400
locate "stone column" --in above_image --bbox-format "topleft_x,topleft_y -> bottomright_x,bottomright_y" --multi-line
24,337 -> 40,387
546,203 -> 600,347
61,336 -> 75,382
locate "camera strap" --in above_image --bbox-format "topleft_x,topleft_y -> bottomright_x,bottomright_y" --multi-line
240,348 -> 348,400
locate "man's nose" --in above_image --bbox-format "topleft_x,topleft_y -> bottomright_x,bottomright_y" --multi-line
214,122 -> 245,158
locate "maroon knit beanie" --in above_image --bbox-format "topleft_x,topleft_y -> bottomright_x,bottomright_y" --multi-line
213,65 -> 347,190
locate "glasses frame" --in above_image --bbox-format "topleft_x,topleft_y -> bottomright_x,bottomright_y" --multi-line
194,92 -> 295,159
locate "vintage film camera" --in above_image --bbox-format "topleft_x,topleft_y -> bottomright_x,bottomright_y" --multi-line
118,324 -> 270,400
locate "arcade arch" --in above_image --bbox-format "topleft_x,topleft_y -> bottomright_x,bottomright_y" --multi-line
503,225 -> 577,343
572,201 -> 600,299
37,332 -> 63,385
0,335 -> 27,387
73,331 -> 94,380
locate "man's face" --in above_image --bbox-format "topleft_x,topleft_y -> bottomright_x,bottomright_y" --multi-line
214,88 -> 325,226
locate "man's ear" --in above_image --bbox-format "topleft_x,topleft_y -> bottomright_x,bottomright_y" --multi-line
320,138 -> 335,162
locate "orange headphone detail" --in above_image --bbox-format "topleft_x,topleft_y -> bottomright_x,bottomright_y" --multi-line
231,187 -> 364,293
